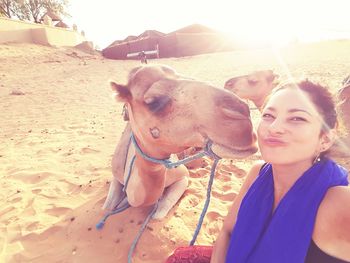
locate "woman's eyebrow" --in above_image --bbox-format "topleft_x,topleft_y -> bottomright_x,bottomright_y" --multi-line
264,107 -> 312,116
264,106 -> 275,112
288,108 -> 312,116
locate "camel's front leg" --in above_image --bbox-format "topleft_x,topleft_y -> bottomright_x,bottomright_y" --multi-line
102,176 -> 125,210
152,163 -> 189,219
152,176 -> 188,219
103,123 -> 133,210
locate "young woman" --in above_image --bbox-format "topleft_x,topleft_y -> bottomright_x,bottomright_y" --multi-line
166,80 -> 350,263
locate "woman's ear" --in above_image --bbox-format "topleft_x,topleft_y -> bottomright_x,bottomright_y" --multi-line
320,129 -> 336,153
110,81 -> 131,102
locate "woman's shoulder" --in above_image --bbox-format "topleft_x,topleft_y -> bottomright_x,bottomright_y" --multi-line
318,185 -> 350,227
313,185 -> 350,260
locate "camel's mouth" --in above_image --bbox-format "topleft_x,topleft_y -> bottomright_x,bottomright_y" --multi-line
210,143 -> 258,159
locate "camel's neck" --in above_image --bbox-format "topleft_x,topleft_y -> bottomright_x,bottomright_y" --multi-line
253,88 -> 275,111
134,151 -> 167,176
123,136 -> 168,206
253,98 -> 265,111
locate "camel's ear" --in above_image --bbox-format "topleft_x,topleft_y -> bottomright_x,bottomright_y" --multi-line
110,81 -> 131,102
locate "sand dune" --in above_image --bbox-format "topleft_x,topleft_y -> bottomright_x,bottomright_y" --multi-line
1,41 -> 349,263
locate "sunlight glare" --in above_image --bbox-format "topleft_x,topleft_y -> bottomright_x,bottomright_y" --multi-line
68,0 -> 350,49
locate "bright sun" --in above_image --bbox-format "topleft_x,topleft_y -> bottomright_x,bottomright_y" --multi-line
198,0 -> 348,47
69,0 -> 349,49
203,0 -> 303,47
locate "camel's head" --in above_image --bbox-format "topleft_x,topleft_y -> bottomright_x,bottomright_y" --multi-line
224,70 -> 279,109
110,64 -> 257,159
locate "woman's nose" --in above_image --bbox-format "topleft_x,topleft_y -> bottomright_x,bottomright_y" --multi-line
267,118 -> 285,134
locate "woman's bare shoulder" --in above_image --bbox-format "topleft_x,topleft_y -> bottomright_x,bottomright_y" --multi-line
319,185 -> 350,227
314,185 -> 350,260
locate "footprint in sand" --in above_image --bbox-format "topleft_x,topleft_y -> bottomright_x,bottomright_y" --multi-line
0,206 -> 16,218
221,185 -> 232,192
11,171 -> 51,184
63,124 -> 86,130
215,171 -> 232,182
220,163 -> 247,178
189,168 -> 209,178
45,206 -> 72,217
80,147 -> 100,154
32,189 -> 41,194
8,196 -> 22,203
206,211 -> 226,221
206,216 -> 224,236
211,190 -> 237,201
25,221 -> 40,231
182,195 -> 200,208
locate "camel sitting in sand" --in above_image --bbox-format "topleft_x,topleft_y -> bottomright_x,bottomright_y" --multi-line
224,70 -> 279,111
103,64 -> 257,219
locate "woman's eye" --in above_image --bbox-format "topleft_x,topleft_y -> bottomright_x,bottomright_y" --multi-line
262,113 -> 274,119
290,116 -> 307,122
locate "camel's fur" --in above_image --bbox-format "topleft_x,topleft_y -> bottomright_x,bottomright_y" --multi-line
103,64 -> 257,218
338,84 -> 350,133
333,82 -> 350,156
224,70 -> 279,111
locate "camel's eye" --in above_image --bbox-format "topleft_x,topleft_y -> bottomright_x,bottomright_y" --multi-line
144,95 -> 171,114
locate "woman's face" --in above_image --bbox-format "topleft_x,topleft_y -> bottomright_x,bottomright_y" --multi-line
257,88 -> 327,165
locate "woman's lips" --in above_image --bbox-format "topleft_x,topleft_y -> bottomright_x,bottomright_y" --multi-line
262,137 -> 287,147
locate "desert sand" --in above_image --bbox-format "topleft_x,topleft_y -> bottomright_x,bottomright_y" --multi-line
1,41 -> 349,263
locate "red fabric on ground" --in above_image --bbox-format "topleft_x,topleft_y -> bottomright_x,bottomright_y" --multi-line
165,245 -> 213,263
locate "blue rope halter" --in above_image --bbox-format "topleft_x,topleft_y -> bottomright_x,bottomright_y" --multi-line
130,133 -> 221,167
97,132 -> 222,262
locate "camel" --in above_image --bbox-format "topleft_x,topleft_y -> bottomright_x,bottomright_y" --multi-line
335,75 -> 350,155
338,75 -> 350,132
224,70 -> 279,111
103,64 -> 257,219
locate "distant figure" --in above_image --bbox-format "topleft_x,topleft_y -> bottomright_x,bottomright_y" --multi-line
42,15 -> 52,26
139,51 -> 147,64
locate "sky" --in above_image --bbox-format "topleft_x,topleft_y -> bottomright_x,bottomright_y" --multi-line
67,0 -> 350,49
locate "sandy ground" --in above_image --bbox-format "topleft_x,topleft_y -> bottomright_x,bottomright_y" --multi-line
0,41 -> 349,263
